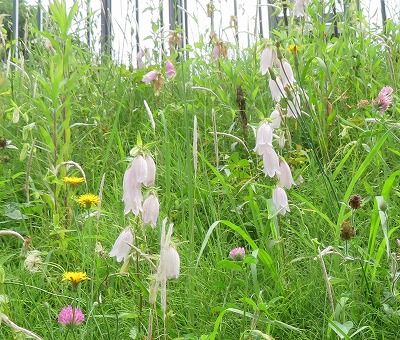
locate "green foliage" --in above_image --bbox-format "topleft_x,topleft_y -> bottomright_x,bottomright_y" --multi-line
0,1 -> 400,339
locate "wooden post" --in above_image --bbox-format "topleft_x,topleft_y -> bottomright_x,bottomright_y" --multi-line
12,0 -> 19,57
101,0 -> 112,55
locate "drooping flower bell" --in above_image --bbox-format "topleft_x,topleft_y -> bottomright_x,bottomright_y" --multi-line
272,186 -> 290,215
142,193 -> 160,227
262,146 -> 280,178
279,60 -> 296,87
123,154 -> 156,215
149,218 -> 180,318
142,70 -> 158,84
109,228 -> 134,263
269,77 -> 285,102
260,47 -> 277,75
287,93 -> 301,118
278,159 -> 295,189
254,122 -> 273,155
165,61 -> 176,79
270,109 -> 282,129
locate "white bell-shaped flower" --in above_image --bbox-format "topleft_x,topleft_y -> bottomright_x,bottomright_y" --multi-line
109,228 -> 134,263
123,166 -> 143,215
162,246 -> 180,279
272,186 -> 290,215
262,146 -> 280,178
269,77 -> 285,102
280,60 -> 296,87
143,155 -> 156,187
142,193 -> 160,227
260,47 -> 276,75
278,159 -> 295,189
150,218 -> 180,316
270,109 -> 282,129
254,122 -> 273,155
287,93 -> 301,118
130,155 -> 148,184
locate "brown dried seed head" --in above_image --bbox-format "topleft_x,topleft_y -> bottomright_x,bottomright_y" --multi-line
340,220 -> 355,241
0,137 -> 7,148
349,194 -> 362,209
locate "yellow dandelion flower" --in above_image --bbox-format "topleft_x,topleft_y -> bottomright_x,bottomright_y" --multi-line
63,176 -> 85,185
288,44 -> 300,54
77,193 -> 99,208
62,271 -> 89,285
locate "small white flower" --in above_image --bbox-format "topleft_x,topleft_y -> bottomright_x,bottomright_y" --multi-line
260,47 -> 276,75
262,146 -> 280,178
269,77 -> 285,102
278,159 -> 295,189
142,193 -> 160,227
130,155 -> 148,184
272,186 -> 290,215
287,93 -> 301,118
254,122 -> 273,155
24,250 -> 42,273
162,246 -> 180,279
123,165 -> 143,215
277,132 -> 286,149
280,60 -> 296,87
150,218 -> 180,317
270,109 -> 282,129
109,228 -> 134,263
143,155 -> 156,187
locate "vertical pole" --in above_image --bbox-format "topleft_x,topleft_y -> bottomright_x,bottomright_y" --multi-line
135,0 -> 140,55
380,0 -> 387,28
169,0 -> 176,31
37,0 -> 43,31
12,0 -> 19,57
183,0 -> 188,49
86,0 -> 91,48
210,0 -> 215,34
332,1 -> 339,38
267,0 -> 276,36
233,0 -> 239,44
101,0 -> 112,56
159,0 -> 164,56
258,0 -> 263,38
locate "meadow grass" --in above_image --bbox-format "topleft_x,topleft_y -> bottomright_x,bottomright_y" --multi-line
0,1 -> 400,339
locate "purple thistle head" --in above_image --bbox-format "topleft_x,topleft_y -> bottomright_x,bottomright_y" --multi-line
375,86 -> 394,113
229,247 -> 245,261
58,306 -> 85,326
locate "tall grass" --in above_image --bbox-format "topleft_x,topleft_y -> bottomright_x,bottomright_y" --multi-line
0,0 -> 399,339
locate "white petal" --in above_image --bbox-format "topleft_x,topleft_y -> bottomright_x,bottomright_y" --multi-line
287,94 -> 301,118
254,123 -> 273,155
122,165 -> 143,215
142,193 -> 160,226
278,159 -> 295,189
280,60 -> 296,87
269,77 -> 285,102
270,109 -> 281,129
109,228 -> 134,262
262,146 -> 280,178
131,155 -> 148,184
272,187 -> 290,215
163,246 -> 180,279
143,155 -> 156,187
260,47 -> 275,75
